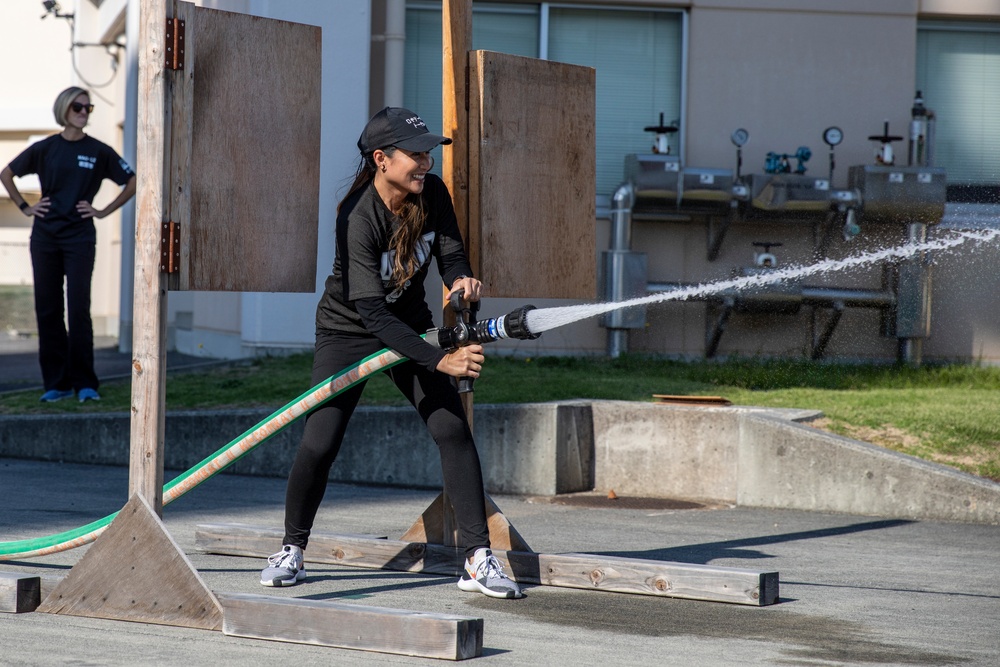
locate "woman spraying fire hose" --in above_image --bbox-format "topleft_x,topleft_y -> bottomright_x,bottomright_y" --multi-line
258,107 -> 531,599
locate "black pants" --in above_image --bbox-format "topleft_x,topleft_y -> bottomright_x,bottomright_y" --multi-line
282,331 -> 490,557
30,238 -> 98,392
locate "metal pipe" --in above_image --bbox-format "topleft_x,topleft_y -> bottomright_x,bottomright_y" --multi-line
383,0 -> 406,107
607,330 -> 628,359
811,301 -> 845,359
648,283 -> 895,310
800,286 -> 894,308
899,338 -> 922,366
606,183 -> 636,358
705,297 -> 734,358
897,222 -> 930,366
610,182 -> 634,251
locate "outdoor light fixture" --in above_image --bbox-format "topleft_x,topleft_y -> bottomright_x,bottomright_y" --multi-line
41,1 -> 74,20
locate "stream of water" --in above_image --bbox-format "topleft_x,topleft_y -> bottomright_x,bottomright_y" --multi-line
524,228 -> 1000,335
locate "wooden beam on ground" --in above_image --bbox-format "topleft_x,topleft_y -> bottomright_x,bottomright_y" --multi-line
0,572 -> 69,613
218,593 -> 482,660
39,494 -> 224,629
196,524 -> 778,606
0,572 -> 41,614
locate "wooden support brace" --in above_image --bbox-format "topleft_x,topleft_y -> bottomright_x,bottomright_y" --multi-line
38,494 -> 224,630
218,593 -> 482,660
196,524 -> 779,606
400,492 -> 532,553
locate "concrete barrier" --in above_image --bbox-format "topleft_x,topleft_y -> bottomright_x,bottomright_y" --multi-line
0,401 -> 997,524
591,401 -> 1000,524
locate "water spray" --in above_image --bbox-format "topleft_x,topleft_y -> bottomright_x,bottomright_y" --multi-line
522,229 -> 1000,336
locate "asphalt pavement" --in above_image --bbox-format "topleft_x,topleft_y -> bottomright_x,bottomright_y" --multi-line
1,458 -> 998,666
1,335 -> 999,666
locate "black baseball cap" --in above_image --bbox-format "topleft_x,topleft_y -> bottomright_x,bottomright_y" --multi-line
358,107 -> 452,154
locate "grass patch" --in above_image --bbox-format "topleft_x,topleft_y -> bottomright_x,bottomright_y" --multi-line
1,353 -> 997,481
0,285 -> 36,334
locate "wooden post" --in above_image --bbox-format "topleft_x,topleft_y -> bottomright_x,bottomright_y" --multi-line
130,0 -> 171,515
442,0 -> 470,248
439,0 -> 474,548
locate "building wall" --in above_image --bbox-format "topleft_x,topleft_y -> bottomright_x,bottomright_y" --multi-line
471,0 -> 1000,364
0,2 -> 76,290
0,0 -> 130,335
3,1 -> 998,364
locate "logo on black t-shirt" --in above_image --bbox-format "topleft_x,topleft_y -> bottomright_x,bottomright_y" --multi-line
382,231 -> 436,303
78,155 -> 97,170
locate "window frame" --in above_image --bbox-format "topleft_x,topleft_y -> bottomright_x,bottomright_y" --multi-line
917,19 -> 1000,204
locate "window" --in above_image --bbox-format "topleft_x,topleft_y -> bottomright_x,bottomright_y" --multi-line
404,3 -> 685,197
546,7 -> 683,197
405,2 -> 540,168
917,22 -> 1000,202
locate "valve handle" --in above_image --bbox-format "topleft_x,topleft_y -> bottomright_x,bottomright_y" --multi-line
449,288 -> 479,394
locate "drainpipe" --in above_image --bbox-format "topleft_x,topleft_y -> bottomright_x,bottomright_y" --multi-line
603,182 -> 645,358
893,222 -> 931,366
383,0 -> 406,107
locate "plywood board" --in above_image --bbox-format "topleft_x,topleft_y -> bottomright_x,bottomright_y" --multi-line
469,51 -> 597,300
196,524 -> 778,606
38,494 -> 223,629
178,5 -> 321,291
219,593 -> 482,660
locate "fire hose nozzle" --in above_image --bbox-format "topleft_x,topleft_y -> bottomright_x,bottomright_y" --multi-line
473,305 -> 541,343
425,302 -> 541,394
426,304 -> 541,352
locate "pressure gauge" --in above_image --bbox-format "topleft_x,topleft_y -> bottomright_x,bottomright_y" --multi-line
823,126 -> 844,147
731,128 -> 750,148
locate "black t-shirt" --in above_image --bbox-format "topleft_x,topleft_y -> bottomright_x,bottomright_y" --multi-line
316,174 -> 472,370
8,133 -> 134,243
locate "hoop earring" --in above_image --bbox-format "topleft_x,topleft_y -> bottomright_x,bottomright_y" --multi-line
380,163 -> 387,173
427,156 -> 435,172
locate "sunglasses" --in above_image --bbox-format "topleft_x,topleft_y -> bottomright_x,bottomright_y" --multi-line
70,102 -> 94,114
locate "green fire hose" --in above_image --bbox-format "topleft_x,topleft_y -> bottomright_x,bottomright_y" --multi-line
0,345 -> 409,561
0,301 -> 541,561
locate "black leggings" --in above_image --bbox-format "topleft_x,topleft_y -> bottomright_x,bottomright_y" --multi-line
282,331 -> 490,556
30,238 -> 98,392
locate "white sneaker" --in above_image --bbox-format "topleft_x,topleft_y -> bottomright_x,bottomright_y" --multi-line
260,545 -> 306,587
456,548 -> 523,599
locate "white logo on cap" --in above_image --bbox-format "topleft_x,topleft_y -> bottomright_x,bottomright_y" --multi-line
405,116 -> 426,128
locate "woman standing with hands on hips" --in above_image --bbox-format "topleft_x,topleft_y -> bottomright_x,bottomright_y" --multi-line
259,107 -> 523,599
1,86 -> 136,403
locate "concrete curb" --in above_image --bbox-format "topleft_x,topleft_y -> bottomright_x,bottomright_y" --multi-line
0,401 -> 997,524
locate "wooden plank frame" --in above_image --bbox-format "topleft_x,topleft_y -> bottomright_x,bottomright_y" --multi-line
219,593 -> 483,660
173,3 -> 322,292
195,524 -> 779,606
469,51 -> 597,300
